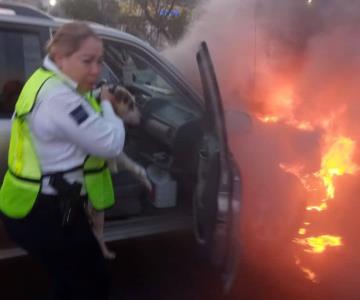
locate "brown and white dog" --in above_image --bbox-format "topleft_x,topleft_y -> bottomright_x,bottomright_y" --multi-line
89,85 -> 151,259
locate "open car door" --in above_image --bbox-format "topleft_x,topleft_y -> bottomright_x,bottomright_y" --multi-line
194,41 -> 242,293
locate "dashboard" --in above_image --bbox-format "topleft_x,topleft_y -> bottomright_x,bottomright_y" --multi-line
138,96 -> 203,150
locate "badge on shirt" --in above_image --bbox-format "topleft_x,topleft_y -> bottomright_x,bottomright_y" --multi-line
70,105 -> 89,125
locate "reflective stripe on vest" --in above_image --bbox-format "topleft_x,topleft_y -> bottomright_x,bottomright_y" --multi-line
0,68 -> 114,218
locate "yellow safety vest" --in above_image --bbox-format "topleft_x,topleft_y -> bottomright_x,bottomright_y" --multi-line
0,68 -> 115,219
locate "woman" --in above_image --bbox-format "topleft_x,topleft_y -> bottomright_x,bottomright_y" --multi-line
0,22 -> 124,300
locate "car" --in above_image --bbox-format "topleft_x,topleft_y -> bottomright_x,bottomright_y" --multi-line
0,2 -> 243,293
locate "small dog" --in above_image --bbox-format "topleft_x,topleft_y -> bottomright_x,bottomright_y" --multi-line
89,85 -> 151,259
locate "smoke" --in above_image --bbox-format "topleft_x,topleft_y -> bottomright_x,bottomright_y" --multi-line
164,0 -> 255,108
164,0 -> 360,293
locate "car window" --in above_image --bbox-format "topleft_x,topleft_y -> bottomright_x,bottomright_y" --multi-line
0,30 -> 42,118
99,62 -> 119,85
103,41 -> 187,104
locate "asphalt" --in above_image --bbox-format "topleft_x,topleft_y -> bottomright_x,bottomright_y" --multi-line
0,232 -> 358,300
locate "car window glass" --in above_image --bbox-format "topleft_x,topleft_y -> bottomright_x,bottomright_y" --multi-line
0,30 -> 42,118
104,41 -> 186,104
99,62 -> 119,85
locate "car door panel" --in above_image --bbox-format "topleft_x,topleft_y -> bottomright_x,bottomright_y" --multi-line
194,41 -> 242,292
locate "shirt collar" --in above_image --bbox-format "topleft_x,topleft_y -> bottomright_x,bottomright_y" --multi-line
43,55 -> 78,90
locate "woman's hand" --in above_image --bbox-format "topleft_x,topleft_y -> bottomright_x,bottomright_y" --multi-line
100,86 -> 116,104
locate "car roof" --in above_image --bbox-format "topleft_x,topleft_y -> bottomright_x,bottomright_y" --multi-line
0,2 -> 53,19
0,2 -> 150,47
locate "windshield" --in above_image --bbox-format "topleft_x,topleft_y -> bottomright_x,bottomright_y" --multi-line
104,41 -> 182,100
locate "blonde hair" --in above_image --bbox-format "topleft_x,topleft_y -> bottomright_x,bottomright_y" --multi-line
46,22 -> 101,60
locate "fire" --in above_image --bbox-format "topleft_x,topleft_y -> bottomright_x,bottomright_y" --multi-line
279,136 -> 359,206
302,267 -> 317,282
289,136 -> 357,282
256,116 -> 314,131
291,136 -> 357,281
306,203 -> 327,212
268,84 -> 294,119
298,228 -> 306,235
257,115 -> 279,123
259,99 -> 358,282
279,163 -> 315,192
255,83 -> 293,123
255,83 -> 314,131
295,256 -> 317,283
294,235 -> 342,254
316,136 -> 359,199
288,121 -> 313,132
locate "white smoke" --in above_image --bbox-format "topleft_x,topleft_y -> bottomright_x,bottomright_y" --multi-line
164,0 -> 256,110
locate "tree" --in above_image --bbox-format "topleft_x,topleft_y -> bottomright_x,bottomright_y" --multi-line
59,0 -> 119,26
136,0 -> 176,41
58,0 -> 195,48
118,0 -> 192,48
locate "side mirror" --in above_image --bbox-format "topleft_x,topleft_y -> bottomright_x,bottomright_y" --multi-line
224,110 -> 252,135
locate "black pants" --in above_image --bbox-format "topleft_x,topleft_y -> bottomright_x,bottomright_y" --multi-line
1,194 -> 109,300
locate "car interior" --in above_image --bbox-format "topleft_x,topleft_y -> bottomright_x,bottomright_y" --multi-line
100,41 -> 208,222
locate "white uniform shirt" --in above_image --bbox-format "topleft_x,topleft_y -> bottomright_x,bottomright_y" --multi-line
28,56 -> 125,194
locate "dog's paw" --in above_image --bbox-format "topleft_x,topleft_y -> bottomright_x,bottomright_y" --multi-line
99,242 -> 117,260
104,250 -> 116,260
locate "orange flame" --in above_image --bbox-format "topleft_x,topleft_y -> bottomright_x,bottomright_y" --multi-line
298,228 -> 306,235
316,136 -> 359,199
257,84 -> 358,282
289,121 -> 314,131
295,256 -> 317,283
290,137 -> 357,282
301,266 -> 317,282
294,235 -> 342,254
279,163 -> 316,192
257,115 -> 280,123
256,83 -> 315,131
257,116 -> 314,131
306,203 -> 328,212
